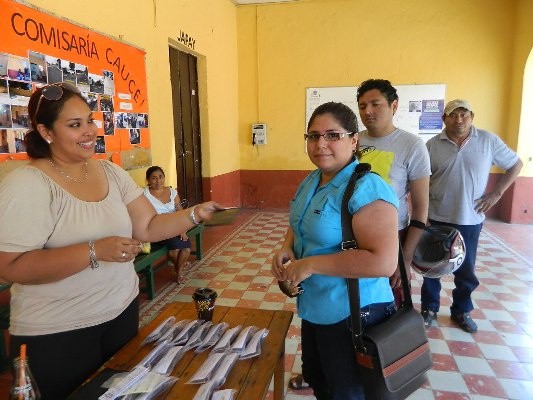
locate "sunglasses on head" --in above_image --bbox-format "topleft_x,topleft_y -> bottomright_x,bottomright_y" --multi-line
34,83 -> 81,118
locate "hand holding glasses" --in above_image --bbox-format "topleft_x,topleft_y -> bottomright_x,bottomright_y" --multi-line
277,260 -> 304,298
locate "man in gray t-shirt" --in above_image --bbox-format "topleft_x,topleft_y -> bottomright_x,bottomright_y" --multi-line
357,79 -> 430,301
421,99 -> 522,333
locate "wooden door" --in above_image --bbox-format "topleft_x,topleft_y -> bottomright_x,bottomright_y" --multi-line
169,47 -> 202,206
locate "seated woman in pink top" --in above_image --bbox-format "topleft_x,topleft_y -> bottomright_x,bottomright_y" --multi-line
144,166 -> 192,283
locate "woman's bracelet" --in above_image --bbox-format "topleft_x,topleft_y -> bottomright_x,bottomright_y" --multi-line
189,206 -> 200,225
88,240 -> 100,269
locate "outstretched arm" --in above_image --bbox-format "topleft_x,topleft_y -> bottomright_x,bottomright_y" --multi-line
128,194 -> 223,243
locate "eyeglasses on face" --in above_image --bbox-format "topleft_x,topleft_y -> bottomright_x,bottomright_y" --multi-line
34,83 -> 81,118
304,131 -> 353,142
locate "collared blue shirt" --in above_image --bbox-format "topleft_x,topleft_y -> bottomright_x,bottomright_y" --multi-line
290,159 -> 399,325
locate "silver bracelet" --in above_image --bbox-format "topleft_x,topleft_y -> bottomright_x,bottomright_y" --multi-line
88,240 -> 99,269
189,206 -> 200,225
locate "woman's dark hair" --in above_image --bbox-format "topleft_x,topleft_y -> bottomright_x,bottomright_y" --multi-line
307,101 -> 361,158
146,166 -> 165,181
356,79 -> 399,104
24,84 -> 87,159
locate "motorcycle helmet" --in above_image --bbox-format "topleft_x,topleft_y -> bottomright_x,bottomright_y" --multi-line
412,225 -> 465,278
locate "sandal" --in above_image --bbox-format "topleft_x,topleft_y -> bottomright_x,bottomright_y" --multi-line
288,374 -> 309,390
183,261 -> 192,272
171,269 -> 187,284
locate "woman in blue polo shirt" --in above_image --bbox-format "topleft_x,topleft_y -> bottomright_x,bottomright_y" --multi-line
271,102 -> 399,400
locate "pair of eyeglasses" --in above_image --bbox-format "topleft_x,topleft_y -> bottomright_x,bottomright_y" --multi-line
304,131 -> 353,142
34,83 -> 81,118
278,280 -> 304,298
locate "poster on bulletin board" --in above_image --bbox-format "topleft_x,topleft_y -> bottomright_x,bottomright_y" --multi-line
306,84 -> 446,142
0,0 -> 151,170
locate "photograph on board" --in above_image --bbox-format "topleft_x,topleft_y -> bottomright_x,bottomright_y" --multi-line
28,51 -> 47,84
129,128 -> 140,145
0,53 -> 8,78
89,72 -> 104,94
100,94 -> 114,112
62,61 -> 76,86
6,55 -> 30,82
0,104 -> 12,128
45,55 -> 63,84
103,70 -> 115,95
10,104 -> 29,129
95,136 -> 106,153
103,112 -> 114,135
0,79 -> 8,102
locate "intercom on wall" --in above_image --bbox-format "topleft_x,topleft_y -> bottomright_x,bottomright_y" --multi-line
252,123 -> 267,145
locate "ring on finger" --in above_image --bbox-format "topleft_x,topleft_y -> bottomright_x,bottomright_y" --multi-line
121,251 -> 126,258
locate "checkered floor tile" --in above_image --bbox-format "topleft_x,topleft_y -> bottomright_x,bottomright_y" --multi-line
139,211 -> 533,400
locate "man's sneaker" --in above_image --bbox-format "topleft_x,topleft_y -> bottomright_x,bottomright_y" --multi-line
421,309 -> 437,327
451,312 -> 478,333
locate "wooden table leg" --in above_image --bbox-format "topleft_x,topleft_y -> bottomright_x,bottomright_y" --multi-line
273,347 -> 285,400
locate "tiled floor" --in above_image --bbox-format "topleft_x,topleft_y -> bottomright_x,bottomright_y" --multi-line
1,209 -> 532,399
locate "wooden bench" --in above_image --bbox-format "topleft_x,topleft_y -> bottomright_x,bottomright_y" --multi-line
188,224 -> 205,260
134,224 -> 205,300
134,245 -> 168,300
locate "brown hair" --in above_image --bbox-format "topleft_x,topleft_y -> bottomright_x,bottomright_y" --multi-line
24,84 -> 87,159
308,101 -> 361,159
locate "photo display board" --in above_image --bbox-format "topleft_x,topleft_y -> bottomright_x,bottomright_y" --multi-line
0,0 -> 151,170
306,84 -> 446,141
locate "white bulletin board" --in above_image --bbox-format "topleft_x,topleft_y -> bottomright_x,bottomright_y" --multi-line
306,84 -> 446,140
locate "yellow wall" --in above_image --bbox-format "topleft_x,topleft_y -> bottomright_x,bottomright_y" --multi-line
508,0 -> 533,176
20,0 -> 532,185
238,0 -> 530,173
26,0 -> 241,186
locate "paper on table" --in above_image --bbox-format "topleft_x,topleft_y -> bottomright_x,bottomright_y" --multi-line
240,328 -> 269,359
212,325 -> 242,353
188,352 -> 225,384
153,345 -> 185,375
230,325 -> 257,353
211,353 -> 239,388
205,207 -> 239,226
141,316 -> 175,345
98,365 -> 149,400
211,388 -> 237,400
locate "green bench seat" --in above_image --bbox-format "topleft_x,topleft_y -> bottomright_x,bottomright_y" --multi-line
134,224 -> 204,300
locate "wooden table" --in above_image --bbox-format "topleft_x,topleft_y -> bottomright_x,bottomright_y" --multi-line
72,301 -> 293,400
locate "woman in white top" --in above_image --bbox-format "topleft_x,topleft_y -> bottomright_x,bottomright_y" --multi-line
0,83 -> 223,398
144,166 -> 192,283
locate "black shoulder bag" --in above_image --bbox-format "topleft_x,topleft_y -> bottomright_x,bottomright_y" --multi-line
341,163 -> 432,400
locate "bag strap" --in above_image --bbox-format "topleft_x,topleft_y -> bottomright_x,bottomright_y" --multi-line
341,163 -> 413,352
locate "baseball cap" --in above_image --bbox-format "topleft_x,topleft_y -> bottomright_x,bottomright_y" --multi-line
444,99 -> 473,115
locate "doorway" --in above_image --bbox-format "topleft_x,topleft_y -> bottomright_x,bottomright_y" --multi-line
169,46 -> 202,206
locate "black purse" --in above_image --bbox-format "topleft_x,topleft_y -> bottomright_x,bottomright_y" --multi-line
341,163 -> 432,400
